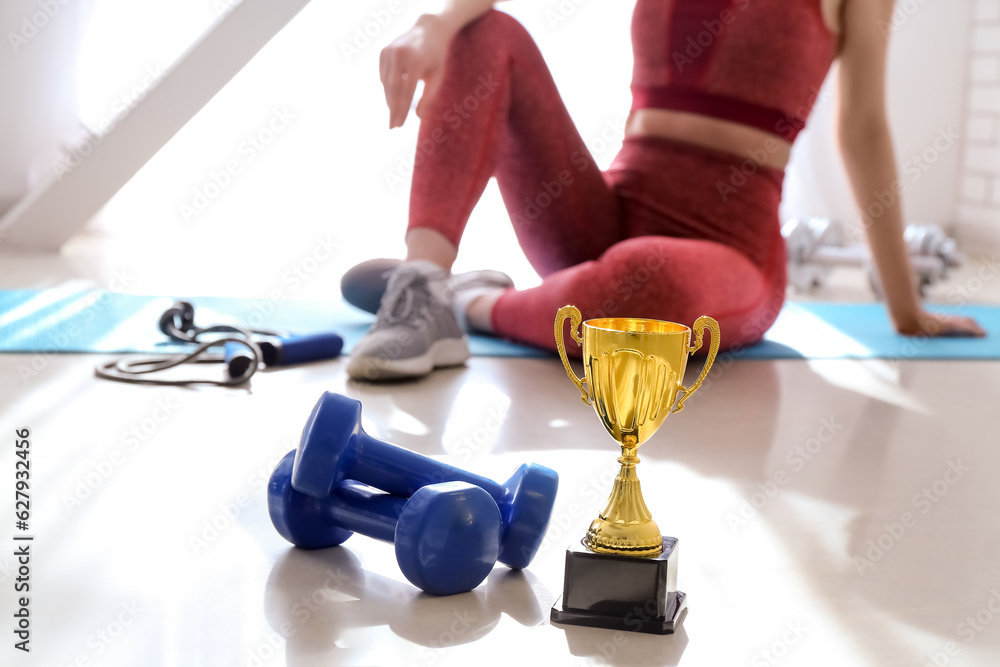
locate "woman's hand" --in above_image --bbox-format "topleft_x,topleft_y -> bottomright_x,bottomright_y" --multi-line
895,309 -> 986,338
379,14 -> 456,129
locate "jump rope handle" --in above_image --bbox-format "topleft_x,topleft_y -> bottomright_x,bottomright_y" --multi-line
224,332 -> 344,377
264,333 -> 345,366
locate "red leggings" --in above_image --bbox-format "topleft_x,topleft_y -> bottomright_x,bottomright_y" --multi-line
409,10 -> 787,352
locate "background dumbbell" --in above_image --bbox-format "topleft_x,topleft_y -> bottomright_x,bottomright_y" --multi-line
783,217 -> 850,292
288,391 -> 558,571
902,224 -> 964,295
269,451 -> 501,596
782,217 -> 964,296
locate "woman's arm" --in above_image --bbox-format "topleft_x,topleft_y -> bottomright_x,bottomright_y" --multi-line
380,0 -> 508,128
836,0 -> 983,337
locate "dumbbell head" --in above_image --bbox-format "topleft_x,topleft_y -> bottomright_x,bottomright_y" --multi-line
394,481 -> 501,596
291,392 -> 364,497
269,450 -> 354,549
783,217 -> 852,291
495,463 -> 559,570
903,224 -> 963,275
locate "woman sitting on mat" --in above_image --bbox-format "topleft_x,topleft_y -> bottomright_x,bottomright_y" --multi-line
343,0 -> 984,381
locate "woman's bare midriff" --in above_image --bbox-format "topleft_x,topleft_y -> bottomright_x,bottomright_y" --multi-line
623,109 -> 793,171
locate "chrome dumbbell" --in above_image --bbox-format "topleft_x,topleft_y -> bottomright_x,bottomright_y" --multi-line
782,217 -> 964,296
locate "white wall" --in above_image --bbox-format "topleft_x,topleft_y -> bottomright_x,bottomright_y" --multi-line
781,0 -> 978,245
0,0 -> 82,216
955,0 -> 1000,249
74,0 -> 218,131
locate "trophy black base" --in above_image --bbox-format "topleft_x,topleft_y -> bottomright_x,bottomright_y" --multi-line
550,536 -> 686,635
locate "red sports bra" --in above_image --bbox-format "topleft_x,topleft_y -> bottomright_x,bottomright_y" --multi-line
630,0 -> 839,142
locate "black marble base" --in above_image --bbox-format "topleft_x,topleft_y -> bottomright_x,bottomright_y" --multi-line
550,536 -> 686,635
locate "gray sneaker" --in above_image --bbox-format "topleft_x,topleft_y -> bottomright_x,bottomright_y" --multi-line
346,260 -> 470,381
341,258 -> 514,315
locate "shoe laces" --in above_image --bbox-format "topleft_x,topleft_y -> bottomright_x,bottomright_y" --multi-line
374,267 -> 440,327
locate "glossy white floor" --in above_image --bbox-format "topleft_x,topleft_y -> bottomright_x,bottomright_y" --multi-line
2,287 -> 1000,666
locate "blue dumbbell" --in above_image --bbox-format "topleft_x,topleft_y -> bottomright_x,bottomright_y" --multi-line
290,392 -> 558,570
269,451 -> 501,596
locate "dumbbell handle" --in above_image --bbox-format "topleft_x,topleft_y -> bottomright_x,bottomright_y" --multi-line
346,433 -> 506,503
329,480 -> 406,543
811,246 -> 867,266
812,246 -> 944,275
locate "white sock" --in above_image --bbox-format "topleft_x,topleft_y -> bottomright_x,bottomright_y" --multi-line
453,287 -> 499,333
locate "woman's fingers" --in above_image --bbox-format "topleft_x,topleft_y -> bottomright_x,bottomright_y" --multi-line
378,47 -> 390,90
380,46 -> 426,128
915,312 -> 987,338
937,315 -> 986,337
395,70 -> 420,128
379,50 -> 395,121
381,50 -> 405,127
415,71 -> 441,119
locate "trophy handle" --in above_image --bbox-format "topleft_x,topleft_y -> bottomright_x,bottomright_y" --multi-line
673,315 -> 720,413
554,305 -> 591,405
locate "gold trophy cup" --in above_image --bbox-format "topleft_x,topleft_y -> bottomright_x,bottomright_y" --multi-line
549,305 -> 720,634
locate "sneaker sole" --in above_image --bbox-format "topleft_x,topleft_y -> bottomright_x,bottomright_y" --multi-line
346,337 -> 471,381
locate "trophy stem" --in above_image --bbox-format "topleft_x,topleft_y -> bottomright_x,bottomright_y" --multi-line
584,441 -> 663,558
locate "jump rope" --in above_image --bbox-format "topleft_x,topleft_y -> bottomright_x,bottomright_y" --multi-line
94,300 -> 343,386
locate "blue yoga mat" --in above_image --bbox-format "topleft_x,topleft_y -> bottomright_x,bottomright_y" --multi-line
0,289 -> 996,360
